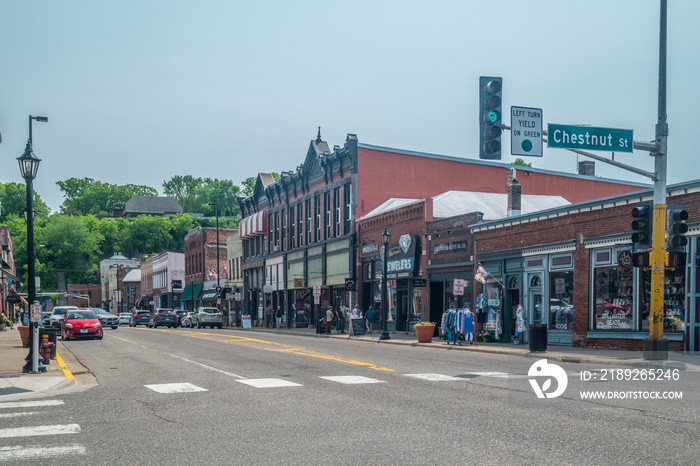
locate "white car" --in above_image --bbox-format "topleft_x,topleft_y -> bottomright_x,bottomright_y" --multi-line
118,313 -> 132,325
180,312 -> 195,328
50,305 -> 79,328
193,307 -> 223,329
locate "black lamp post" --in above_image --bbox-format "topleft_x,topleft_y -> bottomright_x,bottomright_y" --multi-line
380,227 -> 391,340
208,203 -> 221,307
18,139 -> 42,372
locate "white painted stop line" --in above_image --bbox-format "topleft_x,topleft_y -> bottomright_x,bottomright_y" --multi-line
0,423 -> 80,439
144,383 -> 208,394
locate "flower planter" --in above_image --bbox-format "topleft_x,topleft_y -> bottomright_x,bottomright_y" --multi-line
18,325 -> 31,347
414,324 -> 436,343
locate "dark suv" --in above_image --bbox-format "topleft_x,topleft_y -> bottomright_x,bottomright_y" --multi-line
148,309 -> 177,328
129,310 -> 152,327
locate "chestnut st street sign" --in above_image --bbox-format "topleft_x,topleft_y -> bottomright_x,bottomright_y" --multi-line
547,124 -> 633,152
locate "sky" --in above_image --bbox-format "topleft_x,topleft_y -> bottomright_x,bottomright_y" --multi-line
1,0 -> 699,214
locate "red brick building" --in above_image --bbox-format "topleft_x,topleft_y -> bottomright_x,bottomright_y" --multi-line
236,131 -> 648,329
472,181 -> 700,352
183,226 -> 236,311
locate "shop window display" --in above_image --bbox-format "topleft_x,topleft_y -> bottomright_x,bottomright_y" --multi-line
549,271 -> 573,330
640,270 -> 685,332
593,266 -> 633,330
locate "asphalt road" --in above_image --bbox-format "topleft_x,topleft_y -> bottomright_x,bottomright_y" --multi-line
2,327 -> 699,465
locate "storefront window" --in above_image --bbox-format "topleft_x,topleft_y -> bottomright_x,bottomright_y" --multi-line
549,271 -> 573,330
593,266 -> 633,330
640,271 -> 685,332
484,283 -> 503,340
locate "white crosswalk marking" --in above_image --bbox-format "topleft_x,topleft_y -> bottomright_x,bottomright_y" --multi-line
237,378 -> 302,388
0,411 -> 39,418
0,398 -> 88,461
0,400 -> 64,409
145,383 -> 208,393
0,444 -> 86,461
320,376 -> 384,384
0,423 -> 80,439
404,373 -> 463,381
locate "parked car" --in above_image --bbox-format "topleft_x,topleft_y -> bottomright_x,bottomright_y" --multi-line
180,312 -> 194,328
61,310 -> 103,340
193,307 -> 223,329
175,310 -> 187,327
148,309 -> 177,328
42,311 -> 52,326
129,310 -> 152,327
92,308 -> 119,329
50,306 -> 79,328
118,313 -> 132,325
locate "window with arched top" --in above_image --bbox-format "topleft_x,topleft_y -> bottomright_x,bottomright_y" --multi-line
508,277 -> 520,290
530,275 -> 542,288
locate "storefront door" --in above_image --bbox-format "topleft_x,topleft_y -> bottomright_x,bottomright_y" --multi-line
505,276 -> 521,343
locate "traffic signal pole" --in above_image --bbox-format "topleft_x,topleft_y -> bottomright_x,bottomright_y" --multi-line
644,0 -> 669,359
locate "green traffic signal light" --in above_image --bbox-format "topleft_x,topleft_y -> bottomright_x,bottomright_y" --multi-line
479,76 -> 503,160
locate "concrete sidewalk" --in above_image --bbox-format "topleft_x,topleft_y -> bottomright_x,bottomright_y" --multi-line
0,326 -> 93,402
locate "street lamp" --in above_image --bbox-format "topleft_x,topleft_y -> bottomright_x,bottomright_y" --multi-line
208,203 -> 221,306
380,227 -> 391,340
18,139 -> 42,373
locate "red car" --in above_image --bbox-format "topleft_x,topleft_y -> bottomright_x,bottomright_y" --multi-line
61,310 -> 103,340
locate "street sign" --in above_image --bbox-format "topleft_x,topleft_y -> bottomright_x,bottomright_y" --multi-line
511,107 -> 543,156
30,303 -> 42,323
412,278 -> 426,288
313,285 -> 321,297
453,279 -> 465,296
548,124 -> 633,152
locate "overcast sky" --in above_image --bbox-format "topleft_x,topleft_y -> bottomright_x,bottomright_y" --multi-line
1,0 -> 698,213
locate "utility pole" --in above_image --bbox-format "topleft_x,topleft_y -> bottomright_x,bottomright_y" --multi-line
644,0 -> 669,360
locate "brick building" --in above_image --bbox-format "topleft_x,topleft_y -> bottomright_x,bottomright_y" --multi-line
182,226 -> 236,311
471,180 -> 700,352
236,131 -> 648,329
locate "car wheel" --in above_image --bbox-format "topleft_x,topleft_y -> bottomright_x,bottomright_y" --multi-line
97,336 -> 103,340
112,326 -> 118,330
218,325 -> 222,329
153,324 -> 157,328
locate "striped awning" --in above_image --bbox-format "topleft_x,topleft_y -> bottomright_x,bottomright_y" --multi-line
240,212 -> 267,239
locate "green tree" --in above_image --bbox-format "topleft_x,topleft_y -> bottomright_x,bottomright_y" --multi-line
0,182 -> 50,221
57,178 -> 158,215
119,215 -> 172,257
162,175 -> 204,213
512,158 -> 533,167
42,215 -> 103,285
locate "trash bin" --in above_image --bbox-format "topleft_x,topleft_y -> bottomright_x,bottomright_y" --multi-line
529,324 -> 547,352
40,327 -> 58,359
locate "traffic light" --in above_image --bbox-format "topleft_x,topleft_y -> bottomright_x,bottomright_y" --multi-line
479,76 -> 502,160
630,201 -> 652,250
632,251 -> 650,268
667,205 -> 689,252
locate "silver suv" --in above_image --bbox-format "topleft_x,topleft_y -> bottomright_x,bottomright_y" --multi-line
50,306 -> 79,328
194,307 -> 223,329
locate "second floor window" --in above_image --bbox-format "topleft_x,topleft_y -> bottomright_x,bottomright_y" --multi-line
344,183 -> 352,235
290,205 -> 296,249
324,191 -> 331,239
305,199 -> 311,245
334,187 -> 341,237
314,196 -> 321,243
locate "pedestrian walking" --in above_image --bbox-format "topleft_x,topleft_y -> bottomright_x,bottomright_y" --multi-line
326,306 -> 333,335
276,306 -> 283,329
365,306 -> 375,334
334,304 -> 343,334
339,301 -> 347,334
264,305 -> 273,329
351,304 -> 361,318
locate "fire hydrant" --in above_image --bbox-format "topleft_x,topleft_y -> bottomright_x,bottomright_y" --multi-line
39,338 -> 54,365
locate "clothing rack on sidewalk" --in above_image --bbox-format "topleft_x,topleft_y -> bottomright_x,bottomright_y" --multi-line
440,308 -> 475,345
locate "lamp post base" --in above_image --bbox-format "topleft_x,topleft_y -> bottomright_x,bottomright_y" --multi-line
379,331 -> 390,340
